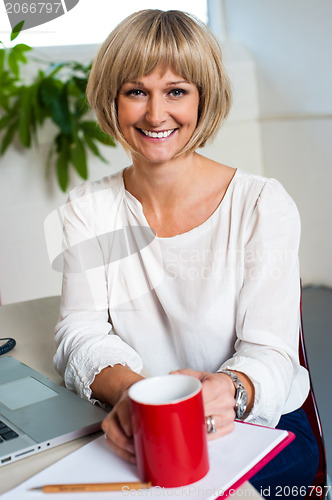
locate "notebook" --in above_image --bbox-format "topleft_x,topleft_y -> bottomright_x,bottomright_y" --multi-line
2,420 -> 294,499
0,356 -> 107,467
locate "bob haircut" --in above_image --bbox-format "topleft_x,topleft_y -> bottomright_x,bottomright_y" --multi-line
86,9 -> 232,156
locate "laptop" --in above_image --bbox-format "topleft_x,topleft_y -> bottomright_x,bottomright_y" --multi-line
0,357 -> 108,466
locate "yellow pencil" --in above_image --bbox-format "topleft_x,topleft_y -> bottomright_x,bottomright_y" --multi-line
39,481 -> 152,493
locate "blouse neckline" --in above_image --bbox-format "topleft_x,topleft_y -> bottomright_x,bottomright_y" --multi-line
122,168 -> 239,241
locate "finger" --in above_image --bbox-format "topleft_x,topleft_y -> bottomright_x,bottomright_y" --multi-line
203,392 -> 235,414
117,397 -> 133,438
201,374 -> 235,407
173,369 -> 215,387
205,408 -> 235,427
103,391 -> 133,437
104,433 -> 136,464
205,411 -> 235,439
204,395 -> 236,426
101,412 -> 135,455
207,420 -> 235,440
169,368 -> 201,377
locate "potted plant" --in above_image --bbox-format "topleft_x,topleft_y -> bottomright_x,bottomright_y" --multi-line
0,21 -> 116,191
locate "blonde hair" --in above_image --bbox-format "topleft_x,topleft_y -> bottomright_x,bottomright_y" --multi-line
86,9 -> 231,155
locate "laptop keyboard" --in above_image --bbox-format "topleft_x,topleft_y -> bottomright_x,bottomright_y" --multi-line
0,420 -> 19,443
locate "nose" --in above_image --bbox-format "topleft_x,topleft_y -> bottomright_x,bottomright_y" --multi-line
145,94 -> 167,126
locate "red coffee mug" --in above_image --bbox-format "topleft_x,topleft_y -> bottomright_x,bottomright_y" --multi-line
129,374 -> 209,488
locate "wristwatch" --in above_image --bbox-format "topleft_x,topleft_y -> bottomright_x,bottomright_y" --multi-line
219,369 -> 248,419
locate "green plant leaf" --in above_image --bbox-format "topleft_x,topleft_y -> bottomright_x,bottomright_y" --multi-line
0,85 -> 21,112
72,76 -> 88,93
46,62 -> 66,78
7,51 -> 20,78
80,121 -> 116,146
0,113 -> 15,131
45,143 -> 55,177
84,134 -> 107,162
12,44 -> 32,65
30,82 -> 45,126
74,96 -> 89,118
55,85 -> 72,136
70,136 -> 88,179
0,49 -> 5,77
56,154 -> 69,191
12,43 -> 32,54
11,21 -> 25,41
0,118 -> 18,154
12,51 -> 27,65
0,78 -> 19,100
40,79 -> 72,136
68,61 -> 91,74
67,80 -> 83,99
40,77 -> 62,108
55,135 -> 70,191
18,86 -> 34,147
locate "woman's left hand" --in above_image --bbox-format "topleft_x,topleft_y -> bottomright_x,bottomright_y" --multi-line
170,368 -> 236,439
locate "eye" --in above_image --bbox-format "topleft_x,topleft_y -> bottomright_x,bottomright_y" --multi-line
126,89 -> 146,97
168,88 -> 187,98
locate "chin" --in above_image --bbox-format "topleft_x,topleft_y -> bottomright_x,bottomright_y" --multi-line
135,149 -> 177,164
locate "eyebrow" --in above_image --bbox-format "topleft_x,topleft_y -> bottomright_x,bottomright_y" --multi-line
123,80 -> 190,86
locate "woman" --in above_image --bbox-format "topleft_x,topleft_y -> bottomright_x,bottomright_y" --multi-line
54,9 -> 318,496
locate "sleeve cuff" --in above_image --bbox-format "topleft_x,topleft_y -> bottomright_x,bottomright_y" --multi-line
218,356 -> 284,428
64,335 -> 143,403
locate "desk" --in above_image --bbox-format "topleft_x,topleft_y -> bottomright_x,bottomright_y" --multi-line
0,297 -> 262,498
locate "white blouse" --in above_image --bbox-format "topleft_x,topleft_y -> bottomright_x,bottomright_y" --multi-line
53,168 -> 309,427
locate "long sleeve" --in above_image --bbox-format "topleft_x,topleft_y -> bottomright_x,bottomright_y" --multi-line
53,181 -> 143,401
219,178 -> 309,427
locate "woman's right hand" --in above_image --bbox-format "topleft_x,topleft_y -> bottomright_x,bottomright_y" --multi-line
102,388 -> 137,464
90,364 -> 144,464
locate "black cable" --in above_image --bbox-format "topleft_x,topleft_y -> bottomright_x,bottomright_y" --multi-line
0,338 -> 16,355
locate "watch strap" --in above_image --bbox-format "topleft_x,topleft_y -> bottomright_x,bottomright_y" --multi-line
218,369 -> 248,419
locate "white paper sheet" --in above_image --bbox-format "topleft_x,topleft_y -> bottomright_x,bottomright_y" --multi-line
2,422 -> 290,500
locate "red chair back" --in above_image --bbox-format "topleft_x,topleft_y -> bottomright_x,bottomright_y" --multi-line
299,301 -> 327,499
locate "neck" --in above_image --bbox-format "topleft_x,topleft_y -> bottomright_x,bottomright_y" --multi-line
124,153 -> 202,213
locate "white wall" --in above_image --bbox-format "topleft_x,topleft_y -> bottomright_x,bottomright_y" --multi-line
1,1 -> 331,304
223,0 -> 332,286
0,141 -> 128,305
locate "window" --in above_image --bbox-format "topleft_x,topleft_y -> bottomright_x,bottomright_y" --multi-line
0,0 -> 207,47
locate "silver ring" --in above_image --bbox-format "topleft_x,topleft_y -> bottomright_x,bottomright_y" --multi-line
206,415 -> 216,434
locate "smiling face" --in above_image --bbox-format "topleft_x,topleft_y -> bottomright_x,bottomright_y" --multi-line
117,67 -> 200,165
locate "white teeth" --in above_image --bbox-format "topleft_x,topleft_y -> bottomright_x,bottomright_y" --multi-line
141,129 -> 174,138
